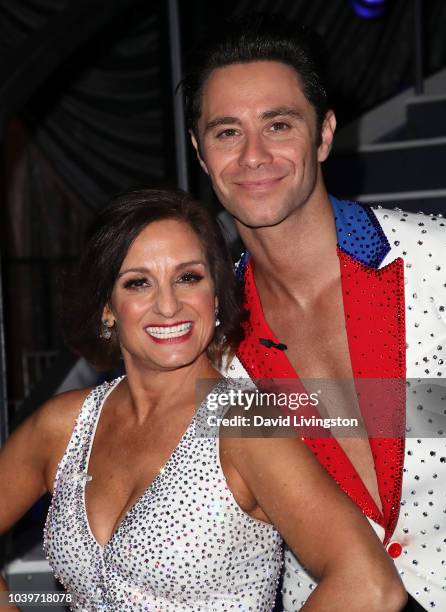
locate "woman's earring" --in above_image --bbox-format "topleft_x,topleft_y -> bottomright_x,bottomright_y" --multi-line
100,319 -> 113,340
214,308 -> 221,328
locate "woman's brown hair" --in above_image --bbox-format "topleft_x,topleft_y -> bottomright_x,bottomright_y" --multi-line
61,188 -> 245,370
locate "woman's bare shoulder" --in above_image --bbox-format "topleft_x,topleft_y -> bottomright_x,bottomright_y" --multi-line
1,388 -> 95,499
32,387 -> 94,441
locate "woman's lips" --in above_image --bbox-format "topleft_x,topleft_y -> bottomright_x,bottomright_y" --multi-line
144,321 -> 193,344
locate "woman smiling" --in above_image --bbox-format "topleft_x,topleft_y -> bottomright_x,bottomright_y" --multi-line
0,189 -> 406,611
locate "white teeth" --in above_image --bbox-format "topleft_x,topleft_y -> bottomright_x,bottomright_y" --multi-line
145,322 -> 192,339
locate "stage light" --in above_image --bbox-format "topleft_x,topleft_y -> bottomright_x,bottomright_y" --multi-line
351,0 -> 388,19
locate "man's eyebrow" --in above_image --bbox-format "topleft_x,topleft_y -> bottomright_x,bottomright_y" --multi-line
204,116 -> 241,134
204,108 -> 304,134
260,107 -> 305,121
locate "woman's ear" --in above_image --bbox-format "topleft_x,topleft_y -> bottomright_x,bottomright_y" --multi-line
102,304 -> 115,325
214,296 -> 220,328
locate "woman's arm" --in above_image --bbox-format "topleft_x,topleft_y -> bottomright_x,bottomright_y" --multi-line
0,573 -> 19,612
224,435 -> 407,611
0,403 -> 53,612
0,389 -> 89,608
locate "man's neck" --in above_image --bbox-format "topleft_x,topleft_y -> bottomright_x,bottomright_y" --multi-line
236,188 -> 339,303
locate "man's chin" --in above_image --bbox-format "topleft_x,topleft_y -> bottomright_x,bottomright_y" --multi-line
232,211 -> 291,229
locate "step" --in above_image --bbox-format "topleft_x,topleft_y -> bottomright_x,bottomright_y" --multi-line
6,558 -> 67,612
332,189 -> 446,216
324,137 -> 446,196
406,94 -> 446,139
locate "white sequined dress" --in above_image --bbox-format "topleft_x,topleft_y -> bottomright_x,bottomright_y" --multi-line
44,378 -> 283,611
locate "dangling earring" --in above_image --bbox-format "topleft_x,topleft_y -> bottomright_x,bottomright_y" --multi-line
214,308 -> 221,328
100,319 -> 113,340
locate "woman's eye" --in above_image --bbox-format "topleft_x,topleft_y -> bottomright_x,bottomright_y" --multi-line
177,272 -> 203,284
123,277 -> 150,290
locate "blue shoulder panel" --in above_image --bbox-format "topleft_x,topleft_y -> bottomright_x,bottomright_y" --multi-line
329,195 -> 390,269
236,195 -> 391,281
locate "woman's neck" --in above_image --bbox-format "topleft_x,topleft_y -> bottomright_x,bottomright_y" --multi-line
117,353 -> 221,425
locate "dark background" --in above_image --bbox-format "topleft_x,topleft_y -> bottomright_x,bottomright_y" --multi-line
1,0 -> 445,425
0,0 -> 445,600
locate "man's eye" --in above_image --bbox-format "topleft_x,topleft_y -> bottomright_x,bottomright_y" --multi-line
177,272 -> 203,284
270,122 -> 290,131
123,277 -> 150,289
216,128 -> 238,139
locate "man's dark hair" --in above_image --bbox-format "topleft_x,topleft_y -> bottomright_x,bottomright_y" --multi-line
182,13 -> 330,141
61,189 -> 245,370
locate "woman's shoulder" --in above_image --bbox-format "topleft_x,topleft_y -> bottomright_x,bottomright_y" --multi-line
32,387 -> 94,444
2,387 -> 96,492
35,377 -> 123,443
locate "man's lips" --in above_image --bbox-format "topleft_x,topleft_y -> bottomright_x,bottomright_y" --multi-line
234,176 -> 284,191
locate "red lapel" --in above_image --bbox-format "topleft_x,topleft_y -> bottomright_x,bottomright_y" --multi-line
237,249 -> 406,540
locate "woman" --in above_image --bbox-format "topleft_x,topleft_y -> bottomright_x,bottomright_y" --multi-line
0,189 -> 406,611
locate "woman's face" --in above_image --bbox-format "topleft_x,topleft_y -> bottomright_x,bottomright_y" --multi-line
103,219 -> 217,372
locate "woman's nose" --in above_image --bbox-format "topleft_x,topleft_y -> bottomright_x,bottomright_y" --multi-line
153,285 -> 182,318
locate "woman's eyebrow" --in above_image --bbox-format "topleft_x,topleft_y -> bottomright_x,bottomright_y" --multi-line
117,266 -> 150,278
117,261 -> 207,278
175,260 -> 207,271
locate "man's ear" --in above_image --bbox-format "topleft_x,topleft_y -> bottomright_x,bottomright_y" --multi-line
190,130 -> 209,175
317,110 -> 337,162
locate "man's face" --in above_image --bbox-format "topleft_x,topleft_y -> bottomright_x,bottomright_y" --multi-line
192,61 -> 335,229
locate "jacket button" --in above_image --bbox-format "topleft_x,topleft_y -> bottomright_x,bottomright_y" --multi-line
387,541 -> 403,558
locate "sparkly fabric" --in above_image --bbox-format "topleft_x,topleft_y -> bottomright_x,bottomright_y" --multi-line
237,249 -> 406,534
330,195 -> 391,267
374,206 -> 446,611
338,247 -> 406,542
43,378 -> 283,611
233,199 -> 446,611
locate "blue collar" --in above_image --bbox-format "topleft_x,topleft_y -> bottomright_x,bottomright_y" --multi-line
329,195 -> 390,268
236,196 -> 390,280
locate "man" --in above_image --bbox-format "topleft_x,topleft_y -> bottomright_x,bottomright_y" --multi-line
183,14 -> 446,612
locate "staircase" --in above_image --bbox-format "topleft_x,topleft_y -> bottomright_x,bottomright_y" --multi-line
324,69 -> 446,216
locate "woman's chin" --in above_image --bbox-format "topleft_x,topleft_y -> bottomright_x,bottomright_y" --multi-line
135,351 -> 206,373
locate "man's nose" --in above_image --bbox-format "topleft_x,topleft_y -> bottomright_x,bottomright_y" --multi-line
153,284 -> 182,318
238,133 -> 273,168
